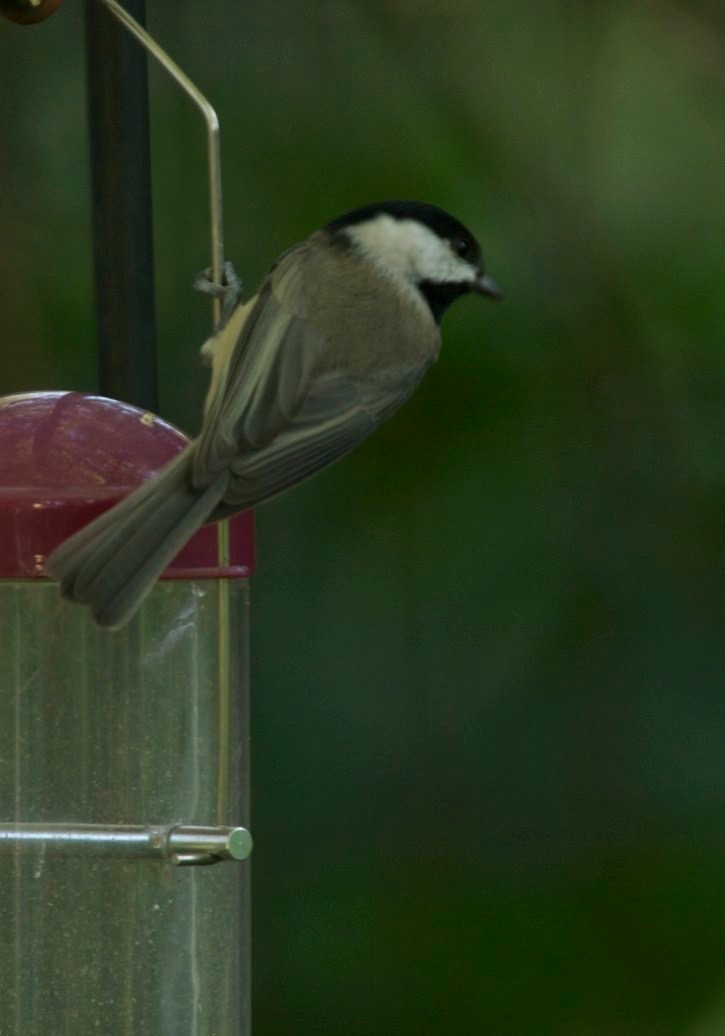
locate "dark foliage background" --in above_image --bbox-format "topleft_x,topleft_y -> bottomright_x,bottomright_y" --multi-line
3,2 -> 725,1032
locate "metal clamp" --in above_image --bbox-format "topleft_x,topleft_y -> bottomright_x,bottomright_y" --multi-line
0,822 -> 253,867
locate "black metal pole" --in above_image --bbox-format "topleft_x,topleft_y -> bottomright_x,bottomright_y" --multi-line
85,0 -> 158,412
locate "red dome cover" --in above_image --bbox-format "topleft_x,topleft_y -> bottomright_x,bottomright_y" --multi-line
0,392 -> 254,579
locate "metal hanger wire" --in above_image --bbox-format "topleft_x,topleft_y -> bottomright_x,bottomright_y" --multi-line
101,0 -> 226,332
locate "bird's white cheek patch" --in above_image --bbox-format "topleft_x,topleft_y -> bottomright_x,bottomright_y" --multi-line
346,215 -> 476,287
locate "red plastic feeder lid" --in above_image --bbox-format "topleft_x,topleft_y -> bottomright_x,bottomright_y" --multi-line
0,391 -> 254,580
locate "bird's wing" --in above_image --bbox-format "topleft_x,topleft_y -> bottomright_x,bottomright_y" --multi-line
212,354 -> 433,513
193,243 -> 325,485
213,374 -> 379,512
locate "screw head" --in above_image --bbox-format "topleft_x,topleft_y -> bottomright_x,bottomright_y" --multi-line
0,0 -> 61,24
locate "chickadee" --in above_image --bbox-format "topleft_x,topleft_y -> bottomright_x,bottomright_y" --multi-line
46,200 -> 502,628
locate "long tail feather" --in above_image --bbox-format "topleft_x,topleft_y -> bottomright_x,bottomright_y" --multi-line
45,449 -> 228,629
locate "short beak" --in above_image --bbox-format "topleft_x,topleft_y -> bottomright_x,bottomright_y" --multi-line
475,273 -> 504,300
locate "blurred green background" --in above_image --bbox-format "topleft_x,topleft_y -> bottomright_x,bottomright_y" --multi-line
3,1 -> 725,1032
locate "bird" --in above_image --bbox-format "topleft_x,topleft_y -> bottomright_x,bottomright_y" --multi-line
46,200 -> 502,628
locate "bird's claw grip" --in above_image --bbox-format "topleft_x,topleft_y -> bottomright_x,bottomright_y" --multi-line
193,260 -> 243,325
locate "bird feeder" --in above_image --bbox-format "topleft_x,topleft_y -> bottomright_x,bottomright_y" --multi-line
0,391 -> 253,1032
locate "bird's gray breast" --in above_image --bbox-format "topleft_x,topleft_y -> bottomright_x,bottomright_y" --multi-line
304,242 -> 441,408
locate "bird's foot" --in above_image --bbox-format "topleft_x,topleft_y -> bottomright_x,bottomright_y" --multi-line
193,260 -> 243,325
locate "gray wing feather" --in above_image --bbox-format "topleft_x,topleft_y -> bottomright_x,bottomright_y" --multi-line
213,376 -> 379,514
193,245 -> 322,483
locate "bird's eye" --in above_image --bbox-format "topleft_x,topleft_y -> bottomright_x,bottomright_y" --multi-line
451,238 -> 470,259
